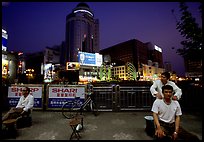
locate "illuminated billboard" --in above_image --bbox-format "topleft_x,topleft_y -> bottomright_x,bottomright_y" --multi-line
2,29 -> 8,51
44,63 -> 54,82
2,60 -> 8,79
66,62 -> 80,70
154,45 -> 162,52
78,51 -> 102,66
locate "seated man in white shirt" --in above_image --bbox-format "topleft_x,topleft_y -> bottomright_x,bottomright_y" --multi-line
2,87 -> 34,122
151,85 -> 199,141
150,71 -> 182,100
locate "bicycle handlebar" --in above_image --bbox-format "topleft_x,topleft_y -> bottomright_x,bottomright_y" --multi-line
73,92 -> 93,100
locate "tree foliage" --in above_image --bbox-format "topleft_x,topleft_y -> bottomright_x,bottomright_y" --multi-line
173,2 -> 202,60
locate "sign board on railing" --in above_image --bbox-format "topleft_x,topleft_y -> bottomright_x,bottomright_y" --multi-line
46,85 -> 85,110
8,84 -> 44,109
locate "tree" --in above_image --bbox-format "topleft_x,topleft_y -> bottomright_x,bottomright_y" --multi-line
172,2 -> 202,60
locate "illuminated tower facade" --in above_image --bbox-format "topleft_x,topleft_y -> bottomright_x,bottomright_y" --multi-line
64,2 -> 99,65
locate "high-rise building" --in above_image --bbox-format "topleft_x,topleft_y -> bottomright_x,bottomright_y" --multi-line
146,42 -> 163,68
100,39 -> 165,81
100,39 -> 149,71
184,58 -> 202,78
64,2 -> 99,65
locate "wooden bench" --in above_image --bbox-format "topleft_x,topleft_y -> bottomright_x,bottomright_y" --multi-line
2,119 -> 17,138
3,119 -> 17,129
16,115 -> 32,129
69,115 -> 84,140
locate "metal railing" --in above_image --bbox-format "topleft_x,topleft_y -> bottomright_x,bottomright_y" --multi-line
3,81 -> 202,112
92,82 -> 202,112
93,84 -> 154,111
93,86 -> 113,111
119,86 -> 154,111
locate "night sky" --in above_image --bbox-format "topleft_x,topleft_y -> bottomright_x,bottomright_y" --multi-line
2,2 -> 202,76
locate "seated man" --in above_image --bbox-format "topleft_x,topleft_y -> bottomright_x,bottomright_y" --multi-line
151,85 -> 199,141
2,87 -> 34,122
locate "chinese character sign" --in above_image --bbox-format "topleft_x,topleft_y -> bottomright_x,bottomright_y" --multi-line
47,86 -> 85,108
8,85 -> 43,108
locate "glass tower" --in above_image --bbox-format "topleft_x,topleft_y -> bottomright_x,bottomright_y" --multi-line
64,2 -> 99,64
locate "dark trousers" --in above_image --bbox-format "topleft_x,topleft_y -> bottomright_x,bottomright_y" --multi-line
2,107 -> 24,121
154,120 -> 200,141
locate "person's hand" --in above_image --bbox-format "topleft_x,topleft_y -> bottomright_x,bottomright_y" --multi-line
172,132 -> 178,140
155,93 -> 163,99
21,110 -> 25,115
155,128 -> 166,138
172,96 -> 178,100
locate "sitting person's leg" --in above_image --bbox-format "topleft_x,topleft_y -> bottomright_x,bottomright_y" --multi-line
21,109 -> 31,116
16,109 -> 32,128
153,122 -> 174,140
177,126 -> 200,141
2,107 -> 23,121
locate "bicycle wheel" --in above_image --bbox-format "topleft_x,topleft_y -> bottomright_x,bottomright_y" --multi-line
62,102 -> 76,119
91,101 -> 98,116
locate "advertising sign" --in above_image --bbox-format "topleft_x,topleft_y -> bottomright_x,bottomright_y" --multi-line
2,60 -> 8,78
47,85 -> 85,109
78,51 -> 102,66
2,37 -> 7,51
66,62 -> 80,70
2,29 -> 8,51
8,85 -> 43,109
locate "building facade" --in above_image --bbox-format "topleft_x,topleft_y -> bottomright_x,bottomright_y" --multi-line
100,39 -> 164,81
184,58 -> 202,79
64,2 -> 99,65
146,42 -> 163,68
100,39 -> 149,72
2,29 -> 18,84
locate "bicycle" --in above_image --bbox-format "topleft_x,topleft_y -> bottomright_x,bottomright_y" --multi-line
62,92 -> 98,119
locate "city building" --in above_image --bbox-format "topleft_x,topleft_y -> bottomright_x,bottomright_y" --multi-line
64,2 -> 99,64
16,44 -> 62,84
2,29 -> 18,84
63,2 -> 101,84
13,3 -> 101,84
100,39 -> 148,70
146,42 -> 163,68
3,2 -> 169,84
184,58 -> 202,79
100,39 -> 164,81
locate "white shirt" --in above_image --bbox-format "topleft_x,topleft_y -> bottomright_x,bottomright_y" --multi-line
16,94 -> 34,112
150,80 -> 182,100
151,99 -> 182,123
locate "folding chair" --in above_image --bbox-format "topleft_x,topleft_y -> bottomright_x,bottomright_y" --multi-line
69,114 -> 84,140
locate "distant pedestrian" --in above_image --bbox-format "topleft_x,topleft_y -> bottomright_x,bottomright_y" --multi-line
151,85 -> 199,141
150,71 -> 182,100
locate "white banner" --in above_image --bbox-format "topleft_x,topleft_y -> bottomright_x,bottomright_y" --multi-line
8,86 -> 42,98
48,86 -> 85,99
8,85 -> 43,108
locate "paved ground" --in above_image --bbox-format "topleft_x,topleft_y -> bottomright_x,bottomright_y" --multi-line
1,110 -> 202,140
